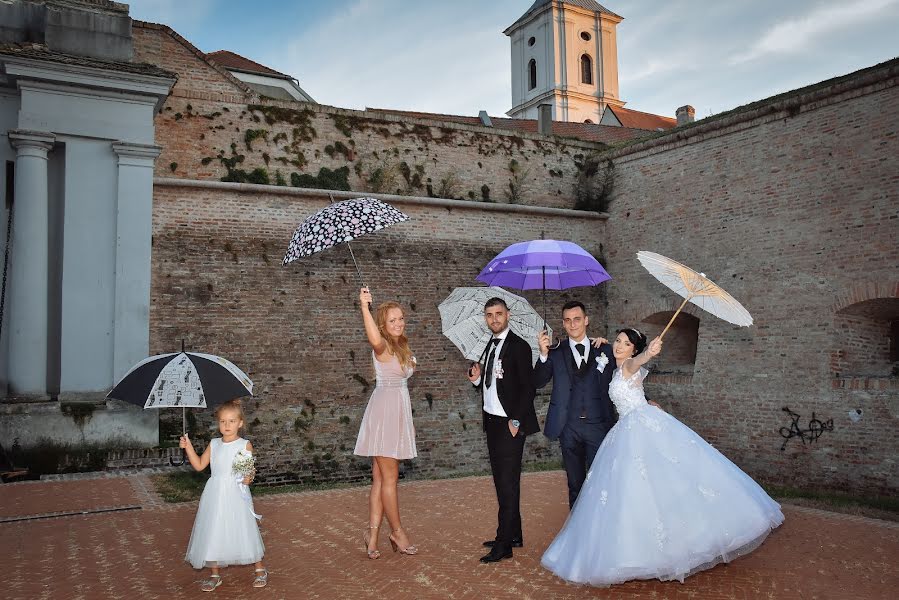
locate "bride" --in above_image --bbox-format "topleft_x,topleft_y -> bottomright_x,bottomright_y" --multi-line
541,328 -> 784,586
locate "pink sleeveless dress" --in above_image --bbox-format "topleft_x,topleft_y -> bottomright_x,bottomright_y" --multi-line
353,352 -> 417,460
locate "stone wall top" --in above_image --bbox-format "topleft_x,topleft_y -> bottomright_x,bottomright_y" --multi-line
607,58 -> 899,161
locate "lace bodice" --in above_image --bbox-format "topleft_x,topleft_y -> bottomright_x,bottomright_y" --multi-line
608,367 -> 649,417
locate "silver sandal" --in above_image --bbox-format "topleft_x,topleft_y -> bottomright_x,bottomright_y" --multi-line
253,568 -> 268,588
201,574 -> 222,592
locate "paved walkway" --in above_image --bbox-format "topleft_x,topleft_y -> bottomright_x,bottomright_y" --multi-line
2,471 -> 897,599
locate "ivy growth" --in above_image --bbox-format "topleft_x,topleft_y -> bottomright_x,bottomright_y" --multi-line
574,156 -> 616,213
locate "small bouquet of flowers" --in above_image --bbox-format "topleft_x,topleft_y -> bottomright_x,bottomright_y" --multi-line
232,448 -> 262,520
232,449 -> 256,483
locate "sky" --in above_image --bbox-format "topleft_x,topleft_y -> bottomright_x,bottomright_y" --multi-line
126,0 -> 899,120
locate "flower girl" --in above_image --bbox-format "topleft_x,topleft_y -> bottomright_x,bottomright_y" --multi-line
180,399 -> 267,591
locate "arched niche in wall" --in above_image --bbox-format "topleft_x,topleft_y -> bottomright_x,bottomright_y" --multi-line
832,298 -> 899,378
640,311 -> 699,375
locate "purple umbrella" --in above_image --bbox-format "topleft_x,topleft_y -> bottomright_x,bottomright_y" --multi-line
476,239 -> 611,326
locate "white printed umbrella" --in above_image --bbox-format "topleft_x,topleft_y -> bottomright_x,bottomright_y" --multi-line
636,251 -> 753,339
438,286 -> 552,364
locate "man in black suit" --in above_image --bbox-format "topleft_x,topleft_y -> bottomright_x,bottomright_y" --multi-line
467,297 -> 539,563
536,301 -> 617,509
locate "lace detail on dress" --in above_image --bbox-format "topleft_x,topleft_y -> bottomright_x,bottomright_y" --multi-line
608,367 -> 650,417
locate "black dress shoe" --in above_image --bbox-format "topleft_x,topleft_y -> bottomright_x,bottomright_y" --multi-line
482,538 -> 523,548
479,545 -> 513,563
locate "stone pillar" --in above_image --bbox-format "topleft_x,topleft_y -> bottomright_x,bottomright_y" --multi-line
7,130 -> 55,398
111,142 -> 161,383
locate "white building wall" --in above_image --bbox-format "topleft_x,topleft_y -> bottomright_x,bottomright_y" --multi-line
0,91 -> 20,393
59,138 -> 118,395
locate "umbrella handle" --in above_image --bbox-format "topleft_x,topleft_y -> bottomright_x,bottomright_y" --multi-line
170,405 -> 187,466
659,295 -> 693,341
170,449 -> 186,467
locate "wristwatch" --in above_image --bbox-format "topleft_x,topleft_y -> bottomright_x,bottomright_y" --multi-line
510,419 -> 521,428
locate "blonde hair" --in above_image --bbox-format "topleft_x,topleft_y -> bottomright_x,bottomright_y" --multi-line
376,301 -> 413,369
215,399 -> 245,426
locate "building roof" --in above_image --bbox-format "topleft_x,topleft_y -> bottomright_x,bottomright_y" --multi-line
0,42 -> 175,78
603,105 -> 677,130
132,21 -> 256,97
206,50 -> 291,80
365,107 -> 655,145
506,0 -> 622,32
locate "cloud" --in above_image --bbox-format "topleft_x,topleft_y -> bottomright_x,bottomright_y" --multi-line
273,0 -> 514,115
730,0 -> 899,64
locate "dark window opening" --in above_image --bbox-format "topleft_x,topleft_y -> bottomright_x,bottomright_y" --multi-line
581,54 -> 593,85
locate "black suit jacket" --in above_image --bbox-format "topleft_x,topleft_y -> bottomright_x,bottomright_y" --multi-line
475,330 -> 540,436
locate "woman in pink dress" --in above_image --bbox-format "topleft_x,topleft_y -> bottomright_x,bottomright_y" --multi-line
354,286 -> 418,559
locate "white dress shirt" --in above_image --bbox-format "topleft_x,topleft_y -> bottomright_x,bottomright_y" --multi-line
481,327 -> 509,417
539,336 -> 590,367
569,337 -> 589,369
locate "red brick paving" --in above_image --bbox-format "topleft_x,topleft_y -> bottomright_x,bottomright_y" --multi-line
0,478 -> 139,520
1,471 -> 897,599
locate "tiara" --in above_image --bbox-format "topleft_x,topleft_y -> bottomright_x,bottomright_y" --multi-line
629,327 -> 643,338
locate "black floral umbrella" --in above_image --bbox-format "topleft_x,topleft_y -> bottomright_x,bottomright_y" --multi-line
282,195 -> 409,285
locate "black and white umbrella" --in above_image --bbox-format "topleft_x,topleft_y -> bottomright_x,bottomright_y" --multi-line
282,195 -> 409,285
438,286 -> 552,364
108,351 -> 253,465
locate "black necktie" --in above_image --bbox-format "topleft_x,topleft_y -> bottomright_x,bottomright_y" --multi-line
575,343 -> 586,371
484,338 -> 500,389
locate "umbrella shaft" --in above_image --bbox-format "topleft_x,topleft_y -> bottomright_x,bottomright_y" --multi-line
345,241 -> 366,288
659,295 -> 693,341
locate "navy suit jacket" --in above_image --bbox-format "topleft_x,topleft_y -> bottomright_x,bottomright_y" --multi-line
535,341 -> 617,440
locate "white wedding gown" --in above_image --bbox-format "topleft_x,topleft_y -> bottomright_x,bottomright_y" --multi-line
541,368 -> 784,586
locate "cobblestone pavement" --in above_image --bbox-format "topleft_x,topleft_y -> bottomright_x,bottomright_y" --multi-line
2,471 -> 897,599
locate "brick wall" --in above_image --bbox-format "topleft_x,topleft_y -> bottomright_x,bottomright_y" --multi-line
131,22 -> 606,211
137,21 -> 897,494
150,183 -> 607,484
600,61 -> 899,495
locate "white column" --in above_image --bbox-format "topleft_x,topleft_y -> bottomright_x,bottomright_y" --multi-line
111,142 -> 161,383
7,130 -> 55,398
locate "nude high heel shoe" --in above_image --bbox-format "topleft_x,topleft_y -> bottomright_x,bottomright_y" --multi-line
388,527 -> 418,555
363,524 -> 381,559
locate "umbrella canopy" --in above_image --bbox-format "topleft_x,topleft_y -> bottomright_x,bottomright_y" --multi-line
475,239 -> 611,290
438,286 -> 552,363
636,250 -> 753,339
282,196 -> 409,285
108,352 -> 253,409
109,351 -> 254,467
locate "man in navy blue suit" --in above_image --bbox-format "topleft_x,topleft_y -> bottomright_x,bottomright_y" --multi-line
535,301 -> 617,509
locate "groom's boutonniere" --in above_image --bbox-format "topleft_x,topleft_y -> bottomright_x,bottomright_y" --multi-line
596,353 -> 609,373
495,358 -> 504,379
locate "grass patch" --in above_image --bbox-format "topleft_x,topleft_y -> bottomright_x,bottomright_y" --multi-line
150,471 -> 361,503
151,471 -> 208,503
252,480 -> 359,497
767,485 -> 899,520
523,459 -> 563,473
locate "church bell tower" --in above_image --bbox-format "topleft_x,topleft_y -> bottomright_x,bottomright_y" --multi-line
505,0 -> 626,123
